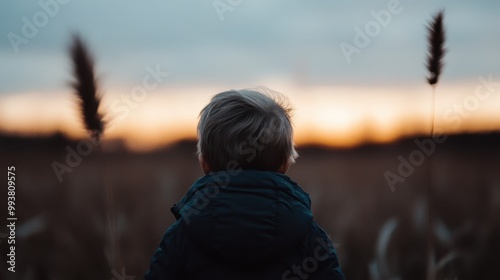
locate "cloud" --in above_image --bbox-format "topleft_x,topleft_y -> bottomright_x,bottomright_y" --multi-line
1,0 -> 499,95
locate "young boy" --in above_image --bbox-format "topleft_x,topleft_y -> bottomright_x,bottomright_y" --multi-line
145,88 -> 345,279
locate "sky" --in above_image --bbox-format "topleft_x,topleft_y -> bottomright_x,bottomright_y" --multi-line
1,0 -> 499,150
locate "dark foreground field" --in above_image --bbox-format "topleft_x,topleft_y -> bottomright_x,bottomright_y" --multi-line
1,133 -> 499,280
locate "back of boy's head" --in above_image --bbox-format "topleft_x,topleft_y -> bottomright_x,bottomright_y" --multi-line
197,88 -> 298,172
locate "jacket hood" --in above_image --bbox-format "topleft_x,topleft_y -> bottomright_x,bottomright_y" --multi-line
171,170 -> 313,265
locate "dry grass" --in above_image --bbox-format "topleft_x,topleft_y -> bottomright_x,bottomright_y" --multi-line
426,10 -> 446,87
69,35 -> 121,271
424,10 -> 447,280
3,135 -> 500,279
70,34 -> 104,141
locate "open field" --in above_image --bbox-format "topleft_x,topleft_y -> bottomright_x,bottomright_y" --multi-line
1,132 -> 499,279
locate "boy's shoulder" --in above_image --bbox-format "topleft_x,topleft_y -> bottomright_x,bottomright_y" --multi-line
171,170 -> 311,219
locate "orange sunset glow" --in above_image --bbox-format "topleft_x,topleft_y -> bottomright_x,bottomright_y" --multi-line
1,80 -> 499,151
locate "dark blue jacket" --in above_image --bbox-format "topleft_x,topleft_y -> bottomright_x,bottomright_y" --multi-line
145,170 -> 345,279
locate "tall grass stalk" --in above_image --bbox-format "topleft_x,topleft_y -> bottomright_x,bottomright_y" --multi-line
70,35 -> 104,141
70,35 -> 121,270
425,10 -> 446,280
426,10 -> 445,136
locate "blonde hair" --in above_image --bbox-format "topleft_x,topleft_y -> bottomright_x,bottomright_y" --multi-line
197,87 -> 298,172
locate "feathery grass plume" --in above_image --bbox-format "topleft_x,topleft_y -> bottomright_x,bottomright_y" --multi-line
70,35 -> 104,141
426,10 -> 446,136
426,10 -> 446,87
69,35 -> 120,269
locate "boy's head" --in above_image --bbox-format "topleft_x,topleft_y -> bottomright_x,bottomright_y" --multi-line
197,88 -> 298,174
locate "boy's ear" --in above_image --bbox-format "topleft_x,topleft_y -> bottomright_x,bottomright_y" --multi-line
277,159 -> 292,174
198,154 -> 212,174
